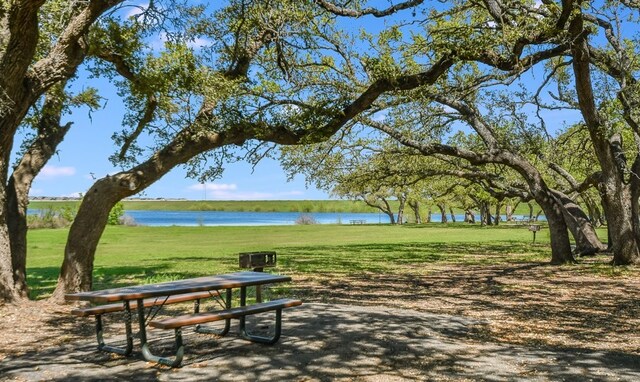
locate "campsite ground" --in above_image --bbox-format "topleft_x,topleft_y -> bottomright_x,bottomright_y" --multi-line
2,253 -> 639,381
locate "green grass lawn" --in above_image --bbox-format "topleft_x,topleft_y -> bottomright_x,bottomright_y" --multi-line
26,223 -> 559,299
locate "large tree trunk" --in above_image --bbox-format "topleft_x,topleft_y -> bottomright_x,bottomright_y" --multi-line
478,201 -> 491,226
0,189 -> 20,302
464,209 -> 476,223
396,193 -> 406,225
0,1 -> 124,302
550,190 -> 606,256
408,200 -> 421,224
0,1 -> 44,303
363,197 -> 395,224
529,188 -> 574,264
51,178 -> 122,300
569,13 -> 640,264
437,203 -> 447,223
505,202 -> 516,222
7,85 -> 71,298
494,201 -> 502,226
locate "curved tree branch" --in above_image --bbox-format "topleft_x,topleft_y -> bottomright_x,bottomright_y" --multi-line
314,0 -> 424,18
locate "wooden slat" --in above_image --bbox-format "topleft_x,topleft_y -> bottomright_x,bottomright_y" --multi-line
149,299 -> 302,330
71,290 -> 220,317
65,272 -> 291,303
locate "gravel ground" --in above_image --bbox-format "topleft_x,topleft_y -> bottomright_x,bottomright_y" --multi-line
1,303 -> 639,381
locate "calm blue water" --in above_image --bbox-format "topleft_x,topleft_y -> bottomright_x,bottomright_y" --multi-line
28,208 -> 544,226
124,210 -> 382,226
123,211 -> 545,226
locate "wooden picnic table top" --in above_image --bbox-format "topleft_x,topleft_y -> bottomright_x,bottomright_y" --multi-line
65,271 -> 291,303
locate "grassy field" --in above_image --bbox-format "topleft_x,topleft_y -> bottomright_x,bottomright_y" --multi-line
26,223 -> 561,299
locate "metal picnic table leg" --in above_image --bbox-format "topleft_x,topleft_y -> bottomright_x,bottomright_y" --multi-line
238,285 -> 282,345
138,298 -> 184,367
95,300 -> 133,356
195,288 -> 232,336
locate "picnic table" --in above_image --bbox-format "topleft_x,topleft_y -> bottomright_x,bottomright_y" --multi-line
349,219 -> 366,224
65,271 -> 301,367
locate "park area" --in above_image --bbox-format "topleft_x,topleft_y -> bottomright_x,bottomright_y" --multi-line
1,224 -> 640,381
3,3 -> 640,380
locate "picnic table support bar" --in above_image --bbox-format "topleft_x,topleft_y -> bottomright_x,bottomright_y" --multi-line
195,289 -> 232,336
238,286 -> 283,345
95,300 -> 133,356
138,298 -> 184,367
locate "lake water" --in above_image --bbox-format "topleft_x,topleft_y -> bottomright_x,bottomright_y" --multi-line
122,210 -> 543,226
28,208 -> 544,226
124,210 -> 383,226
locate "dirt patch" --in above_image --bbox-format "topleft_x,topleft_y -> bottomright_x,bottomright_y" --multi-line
288,257 -> 640,354
1,256 -> 639,381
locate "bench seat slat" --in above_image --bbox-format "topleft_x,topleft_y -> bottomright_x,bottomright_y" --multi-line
71,290 -> 220,317
149,298 -> 302,330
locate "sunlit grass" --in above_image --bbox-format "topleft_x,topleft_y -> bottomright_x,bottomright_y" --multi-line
27,223 -> 560,299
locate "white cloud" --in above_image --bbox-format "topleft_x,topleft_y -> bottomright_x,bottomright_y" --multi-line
187,37 -> 212,49
124,2 -> 149,19
29,188 -> 44,196
189,183 -> 238,192
40,165 -> 76,178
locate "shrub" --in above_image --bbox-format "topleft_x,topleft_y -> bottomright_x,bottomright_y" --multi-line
295,214 -> 318,225
28,207 -> 74,229
108,201 -> 125,225
119,214 -> 137,226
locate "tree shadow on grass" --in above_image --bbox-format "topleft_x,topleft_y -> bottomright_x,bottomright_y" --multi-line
276,241 -> 551,274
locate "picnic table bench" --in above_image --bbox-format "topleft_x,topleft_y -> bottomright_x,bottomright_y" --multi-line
65,271 -> 302,367
71,290 -> 220,355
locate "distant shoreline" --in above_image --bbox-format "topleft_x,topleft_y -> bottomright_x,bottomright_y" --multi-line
28,199 -> 382,214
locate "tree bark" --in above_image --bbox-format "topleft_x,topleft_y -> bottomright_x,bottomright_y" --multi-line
494,201 -> 502,226
0,1 -> 45,303
464,209 -> 476,223
505,203 -> 514,221
437,203 -> 447,223
7,84 -> 71,298
408,200 -> 422,224
569,11 -> 640,264
396,193 -> 406,225
550,190 -> 606,256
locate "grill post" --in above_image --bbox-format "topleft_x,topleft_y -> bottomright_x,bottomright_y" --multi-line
239,251 -> 277,302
